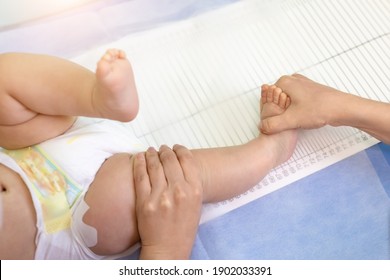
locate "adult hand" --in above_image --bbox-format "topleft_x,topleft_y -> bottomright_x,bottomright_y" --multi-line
261,74 -> 341,134
133,144 -> 203,259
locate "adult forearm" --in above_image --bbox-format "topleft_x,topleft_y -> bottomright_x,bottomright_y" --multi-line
331,93 -> 390,144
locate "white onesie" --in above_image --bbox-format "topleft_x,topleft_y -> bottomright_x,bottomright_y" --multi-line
0,118 -> 146,259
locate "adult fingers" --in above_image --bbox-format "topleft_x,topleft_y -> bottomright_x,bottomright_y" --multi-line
261,113 -> 298,134
158,145 -> 184,186
145,147 -> 167,198
173,144 -> 202,187
133,152 -> 151,204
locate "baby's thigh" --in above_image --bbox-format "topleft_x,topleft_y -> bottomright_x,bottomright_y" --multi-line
83,153 -> 138,256
0,115 -> 75,149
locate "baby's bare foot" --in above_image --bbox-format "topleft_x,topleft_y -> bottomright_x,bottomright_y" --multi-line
93,49 -> 139,122
260,84 -> 297,165
260,84 -> 291,119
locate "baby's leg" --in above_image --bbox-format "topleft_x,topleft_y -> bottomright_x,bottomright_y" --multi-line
81,153 -> 139,256
0,49 -> 138,149
188,86 -> 297,203
260,84 -> 291,114
78,87 -> 297,256
93,49 -> 139,121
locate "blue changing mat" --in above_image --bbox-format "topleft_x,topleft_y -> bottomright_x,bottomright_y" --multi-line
191,144 -> 390,259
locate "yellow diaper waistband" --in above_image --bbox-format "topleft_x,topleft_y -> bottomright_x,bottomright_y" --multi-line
4,146 -> 82,233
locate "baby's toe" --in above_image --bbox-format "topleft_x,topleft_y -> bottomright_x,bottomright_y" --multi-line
279,92 -> 288,109
273,87 -> 282,104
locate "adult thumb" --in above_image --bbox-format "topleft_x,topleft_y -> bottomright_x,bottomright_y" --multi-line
260,114 -> 296,134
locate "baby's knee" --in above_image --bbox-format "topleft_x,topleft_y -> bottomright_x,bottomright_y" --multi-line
71,195 -> 99,250
72,193 -> 138,256
78,154 -> 139,256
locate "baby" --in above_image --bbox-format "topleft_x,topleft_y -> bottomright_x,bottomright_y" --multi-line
0,49 -> 297,259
